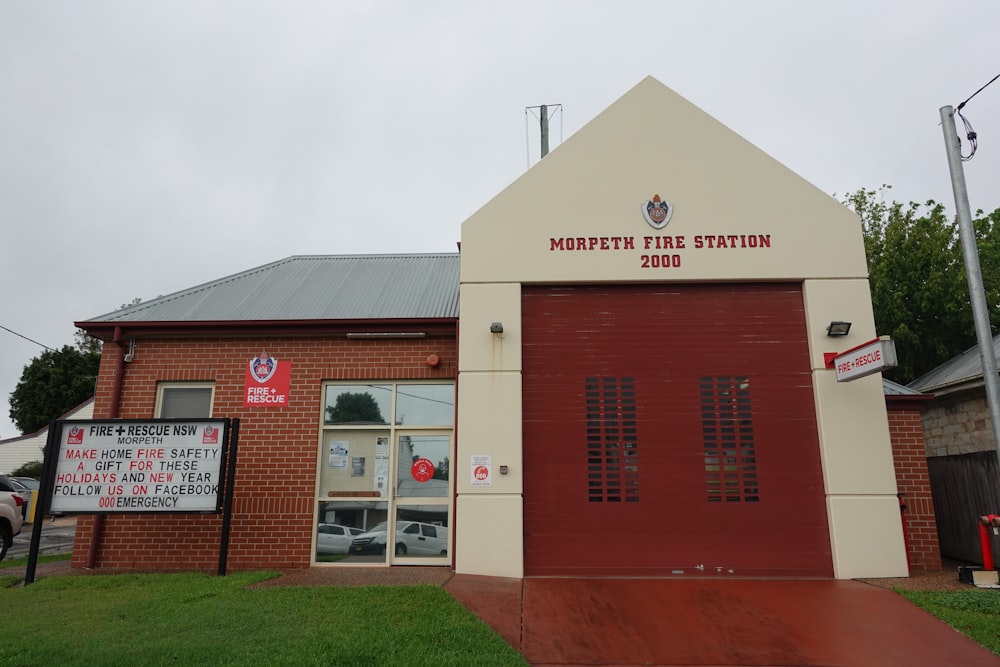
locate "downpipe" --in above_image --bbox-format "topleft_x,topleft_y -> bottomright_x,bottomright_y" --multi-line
86,326 -> 128,568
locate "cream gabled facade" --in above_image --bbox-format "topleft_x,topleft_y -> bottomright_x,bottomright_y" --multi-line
456,76 -> 906,579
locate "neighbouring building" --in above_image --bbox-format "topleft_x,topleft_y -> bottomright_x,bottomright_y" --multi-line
910,334 -> 1000,563
71,77 -> 909,579
0,398 -> 94,474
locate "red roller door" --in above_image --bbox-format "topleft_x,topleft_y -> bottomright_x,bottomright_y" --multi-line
522,284 -> 832,577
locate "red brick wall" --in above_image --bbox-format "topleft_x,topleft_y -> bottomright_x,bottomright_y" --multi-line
886,401 -> 942,573
75,334 -> 456,572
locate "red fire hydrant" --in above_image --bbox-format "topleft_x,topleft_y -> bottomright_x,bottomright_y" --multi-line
978,515 -> 1000,570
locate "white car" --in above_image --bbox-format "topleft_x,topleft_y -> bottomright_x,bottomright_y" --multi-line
316,524 -> 364,555
0,476 -> 24,560
349,521 -> 447,557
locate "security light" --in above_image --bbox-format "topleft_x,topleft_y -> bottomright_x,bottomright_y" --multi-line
826,321 -> 852,336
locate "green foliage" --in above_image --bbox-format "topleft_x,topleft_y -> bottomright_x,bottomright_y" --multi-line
72,328 -> 102,355
900,589 -> 1000,657
909,589 -> 1000,614
435,455 -> 450,480
0,572 -> 526,666
326,391 -> 386,424
10,461 -> 42,479
845,186 -> 1000,384
8,344 -> 100,435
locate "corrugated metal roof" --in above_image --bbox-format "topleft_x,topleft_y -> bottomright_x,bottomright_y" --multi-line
882,378 -> 923,396
908,334 -> 1000,393
81,254 -> 460,323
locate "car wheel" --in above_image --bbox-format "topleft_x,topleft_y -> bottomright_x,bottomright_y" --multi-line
0,524 -> 11,561
395,543 -> 407,556
440,549 -> 447,556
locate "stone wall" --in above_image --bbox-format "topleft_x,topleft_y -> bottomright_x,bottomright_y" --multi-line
922,391 -> 993,458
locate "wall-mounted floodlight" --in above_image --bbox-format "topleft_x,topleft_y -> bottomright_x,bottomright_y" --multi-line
826,321 -> 852,337
490,322 -> 504,334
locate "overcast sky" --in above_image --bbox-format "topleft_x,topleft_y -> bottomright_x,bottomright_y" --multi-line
2,2 -> 998,440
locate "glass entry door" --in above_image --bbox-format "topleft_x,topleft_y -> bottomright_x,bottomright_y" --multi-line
391,432 -> 450,562
316,383 -> 454,566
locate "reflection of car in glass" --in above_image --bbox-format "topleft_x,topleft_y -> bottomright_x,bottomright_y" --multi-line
349,521 -> 447,557
316,524 -> 364,555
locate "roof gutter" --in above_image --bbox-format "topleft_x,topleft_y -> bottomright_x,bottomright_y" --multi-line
74,317 -> 458,341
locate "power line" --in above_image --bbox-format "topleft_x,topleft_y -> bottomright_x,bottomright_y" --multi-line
957,72 -> 1000,111
0,325 -> 55,352
953,73 -> 1000,162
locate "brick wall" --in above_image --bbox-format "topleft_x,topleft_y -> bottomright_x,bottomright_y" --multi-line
886,400 -> 943,573
75,334 -> 456,572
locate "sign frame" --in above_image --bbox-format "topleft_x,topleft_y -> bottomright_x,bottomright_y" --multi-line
47,418 -> 231,515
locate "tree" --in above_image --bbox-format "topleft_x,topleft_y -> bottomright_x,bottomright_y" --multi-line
434,456 -> 449,480
72,298 -> 142,356
8,344 -> 101,434
325,392 -> 386,424
845,187 -> 1000,383
73,328 -> 102,355
10,461 -> 42,479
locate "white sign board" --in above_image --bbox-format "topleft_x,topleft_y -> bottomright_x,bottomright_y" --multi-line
470,454 -> 492,487
50,419 -> 228,514
833,337 -> 898,382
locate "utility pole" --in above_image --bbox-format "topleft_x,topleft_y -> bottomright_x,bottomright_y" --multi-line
525,104 -> 561,166
939,105 -> 1000,462
540,104 -> 549,158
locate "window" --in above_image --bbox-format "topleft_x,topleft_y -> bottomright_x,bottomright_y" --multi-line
318,382 -> 454,565
394,384 -> 455,426
156,383 -> 214,418
324,384 -> 391,425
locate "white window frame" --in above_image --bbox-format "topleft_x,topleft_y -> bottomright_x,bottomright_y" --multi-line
155,382 -> 215,418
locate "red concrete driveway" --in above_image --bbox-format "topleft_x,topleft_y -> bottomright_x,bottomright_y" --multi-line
445,575 -> 1000,666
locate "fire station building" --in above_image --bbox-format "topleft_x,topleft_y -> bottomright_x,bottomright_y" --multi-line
74,77 -> 908,580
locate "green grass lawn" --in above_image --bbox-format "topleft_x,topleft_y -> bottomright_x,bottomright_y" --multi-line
898,588 -> 1000,657
0,571 -> 527,666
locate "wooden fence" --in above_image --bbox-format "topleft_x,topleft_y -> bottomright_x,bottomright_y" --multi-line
927,451 -> 1000,564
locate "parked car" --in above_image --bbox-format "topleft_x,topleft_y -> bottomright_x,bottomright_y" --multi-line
349,521 -> 447,557
11,477 -> 39,492
0,482 -> 24,560
316,523 -> 364,555
6,478 -> 33,519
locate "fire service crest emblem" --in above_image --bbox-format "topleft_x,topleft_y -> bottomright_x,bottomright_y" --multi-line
249,351 -> 278,384
642,194 -> 673,229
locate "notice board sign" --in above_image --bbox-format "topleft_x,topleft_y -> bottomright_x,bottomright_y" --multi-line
49,419 -> 229,514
